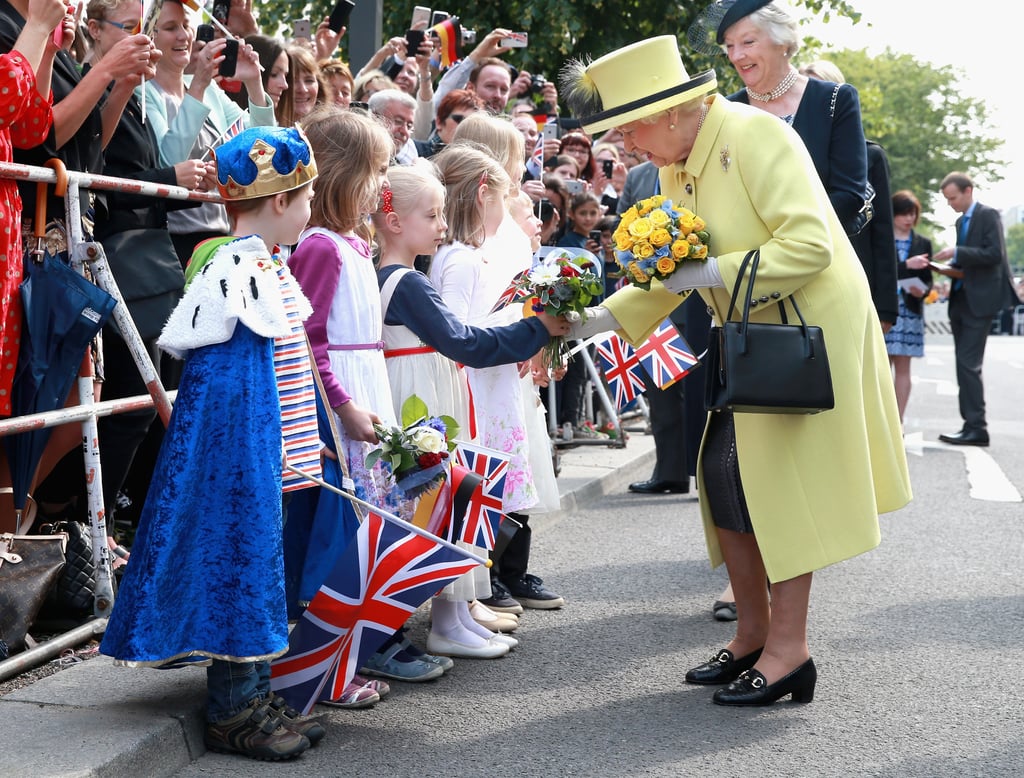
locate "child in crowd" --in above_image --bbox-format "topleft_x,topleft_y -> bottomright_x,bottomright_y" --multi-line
286,106 -> 444,687
373,163 -> 569,658
101,126 -> 324,762
558,190 -> 604,254
431,141 -> 566,614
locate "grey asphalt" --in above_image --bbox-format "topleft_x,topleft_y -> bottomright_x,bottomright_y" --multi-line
2,332 -> 1022,777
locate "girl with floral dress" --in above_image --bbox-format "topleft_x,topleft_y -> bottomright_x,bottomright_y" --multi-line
373,163 -> 569,658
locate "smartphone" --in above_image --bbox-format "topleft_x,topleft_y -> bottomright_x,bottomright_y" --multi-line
542,120 -> 559,142
500,32 -> 528,48
405,29 -> 427,56
536,198 -> 555,222
430,10 -> 449,27
328,0 -> 356,33
602,159 -> 614,178
196,24 -> 215,44
211,0 -> 230,25
411,5 -> 431,28
292,18 -> 312,39
218,38 -> 238,78
565,180 -> 584,195
589,229 -> 603,243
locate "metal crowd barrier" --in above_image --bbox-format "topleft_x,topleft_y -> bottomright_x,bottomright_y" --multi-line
0,160 -> 218,681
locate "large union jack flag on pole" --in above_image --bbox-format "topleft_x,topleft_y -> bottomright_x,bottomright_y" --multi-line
453,442 -> 510,550
595,334 -> 645,409
636,319 -> 700,389
270,510 -> 480,714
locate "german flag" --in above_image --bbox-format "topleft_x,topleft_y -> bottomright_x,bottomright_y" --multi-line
430,16 -> 462,68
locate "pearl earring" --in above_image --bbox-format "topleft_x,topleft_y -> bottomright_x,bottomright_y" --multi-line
669,123 -> 676,129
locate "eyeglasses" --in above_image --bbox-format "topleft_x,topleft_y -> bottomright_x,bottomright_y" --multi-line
384,115 -> 415,132
100,19 -> 137,31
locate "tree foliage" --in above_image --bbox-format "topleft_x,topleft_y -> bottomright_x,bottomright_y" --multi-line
817,47 -> 1003,221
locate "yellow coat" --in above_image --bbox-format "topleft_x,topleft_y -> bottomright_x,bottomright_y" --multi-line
605,95 -> 911,582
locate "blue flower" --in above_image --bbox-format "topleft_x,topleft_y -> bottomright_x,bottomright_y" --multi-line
425,416 -> 447,435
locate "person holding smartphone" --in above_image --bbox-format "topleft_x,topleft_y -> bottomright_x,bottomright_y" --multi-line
142,0 -> 275,266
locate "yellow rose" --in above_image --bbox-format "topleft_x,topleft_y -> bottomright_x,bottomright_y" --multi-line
678,207 -> 695,221
649,228 -> 672,247
628,217 -> 654,238
620,207 -> 638,227
656,257 -> 676,274
671,240 -> 690,258
633,241 -> 655,259
648,209 -> 671,228
615,232 -> 635,251
687,233 -> 700,245
678,214 -> 695,233
690,245 -> 708,259
692,216 -> 706,232
650,194 -> 666,208
628,261 -> 649,283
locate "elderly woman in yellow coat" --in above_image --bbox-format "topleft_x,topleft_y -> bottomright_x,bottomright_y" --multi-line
562,36 -> 911,707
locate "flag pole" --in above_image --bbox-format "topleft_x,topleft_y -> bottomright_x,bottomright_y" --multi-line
284,464 -> 492,568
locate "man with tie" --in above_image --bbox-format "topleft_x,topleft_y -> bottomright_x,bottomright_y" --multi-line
929,172 -> 1016,446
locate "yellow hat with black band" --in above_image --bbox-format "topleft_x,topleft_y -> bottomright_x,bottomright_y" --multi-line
560,36 -> 717,135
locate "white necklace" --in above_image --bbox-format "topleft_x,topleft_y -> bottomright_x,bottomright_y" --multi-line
747,68 -> 798,103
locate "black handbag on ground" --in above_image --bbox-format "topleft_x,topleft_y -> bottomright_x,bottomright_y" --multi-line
37,519 -> 96,617
704,250 -> 835,415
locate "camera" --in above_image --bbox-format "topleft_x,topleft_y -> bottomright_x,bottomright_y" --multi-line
461,28 -> 477,45
196,24 -> 215,43
602,159 -> 614,178
525,73 -> 548,96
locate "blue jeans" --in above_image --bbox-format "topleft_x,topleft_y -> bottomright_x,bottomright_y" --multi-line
206,659 -> 271,722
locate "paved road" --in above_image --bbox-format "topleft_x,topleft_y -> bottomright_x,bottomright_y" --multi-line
172,334 -> 1024,778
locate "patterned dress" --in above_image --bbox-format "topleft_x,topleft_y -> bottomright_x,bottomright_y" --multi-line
0,50 -> 52,415
884,236 -> 926,358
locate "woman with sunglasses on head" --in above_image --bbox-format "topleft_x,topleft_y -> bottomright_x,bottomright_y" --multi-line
416,87 -> 481,159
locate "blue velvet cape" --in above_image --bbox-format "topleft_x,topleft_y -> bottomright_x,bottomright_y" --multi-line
101,325 -> 289,665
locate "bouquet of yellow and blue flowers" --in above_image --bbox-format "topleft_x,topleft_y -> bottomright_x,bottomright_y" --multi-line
613,195 -> 710,291
516,249 -> 604,369
366,395 -> 460,498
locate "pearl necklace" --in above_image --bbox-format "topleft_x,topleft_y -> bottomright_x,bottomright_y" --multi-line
747,68 -> 798,103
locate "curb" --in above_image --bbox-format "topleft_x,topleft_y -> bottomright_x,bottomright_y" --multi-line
0,435 -> 658,777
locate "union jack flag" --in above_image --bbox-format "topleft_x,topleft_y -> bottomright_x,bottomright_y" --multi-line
595,334 -> 645,409
453,443 -> 510,549
636,319 -> 700,389
270,510 -> 480,714
489,269 -> 531,314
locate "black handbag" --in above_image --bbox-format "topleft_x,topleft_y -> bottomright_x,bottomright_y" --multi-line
704,250 -> 835,415
37,520 -> 96,617
828,84 -> 875,237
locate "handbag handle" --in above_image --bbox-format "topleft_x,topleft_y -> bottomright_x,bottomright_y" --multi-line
725,250 -> 818,359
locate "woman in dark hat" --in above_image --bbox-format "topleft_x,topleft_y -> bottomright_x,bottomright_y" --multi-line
560,35 -> 910,707
688,0 -> 870,235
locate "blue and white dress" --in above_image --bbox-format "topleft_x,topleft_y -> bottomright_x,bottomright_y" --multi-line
885,236 -> 926,358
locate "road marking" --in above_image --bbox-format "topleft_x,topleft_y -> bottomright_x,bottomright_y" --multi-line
904,432 -> 1022,502
915,376 -> 958,396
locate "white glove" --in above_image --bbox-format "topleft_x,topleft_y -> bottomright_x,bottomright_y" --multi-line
567,306 -> 622,339
661,256 -> 725,293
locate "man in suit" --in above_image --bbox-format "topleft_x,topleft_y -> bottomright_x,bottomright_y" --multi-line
933,172 -> 1017,446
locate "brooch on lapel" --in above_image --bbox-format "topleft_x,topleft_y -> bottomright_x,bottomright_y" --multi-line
720,145 -> 731,172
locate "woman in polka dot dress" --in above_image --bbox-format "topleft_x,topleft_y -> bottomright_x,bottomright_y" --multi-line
0,0 -> 66,416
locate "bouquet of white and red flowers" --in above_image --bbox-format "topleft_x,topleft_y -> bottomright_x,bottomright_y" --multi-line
516,249 -> 604,370
366,395 -> 460,498
613,195 -> 710,291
